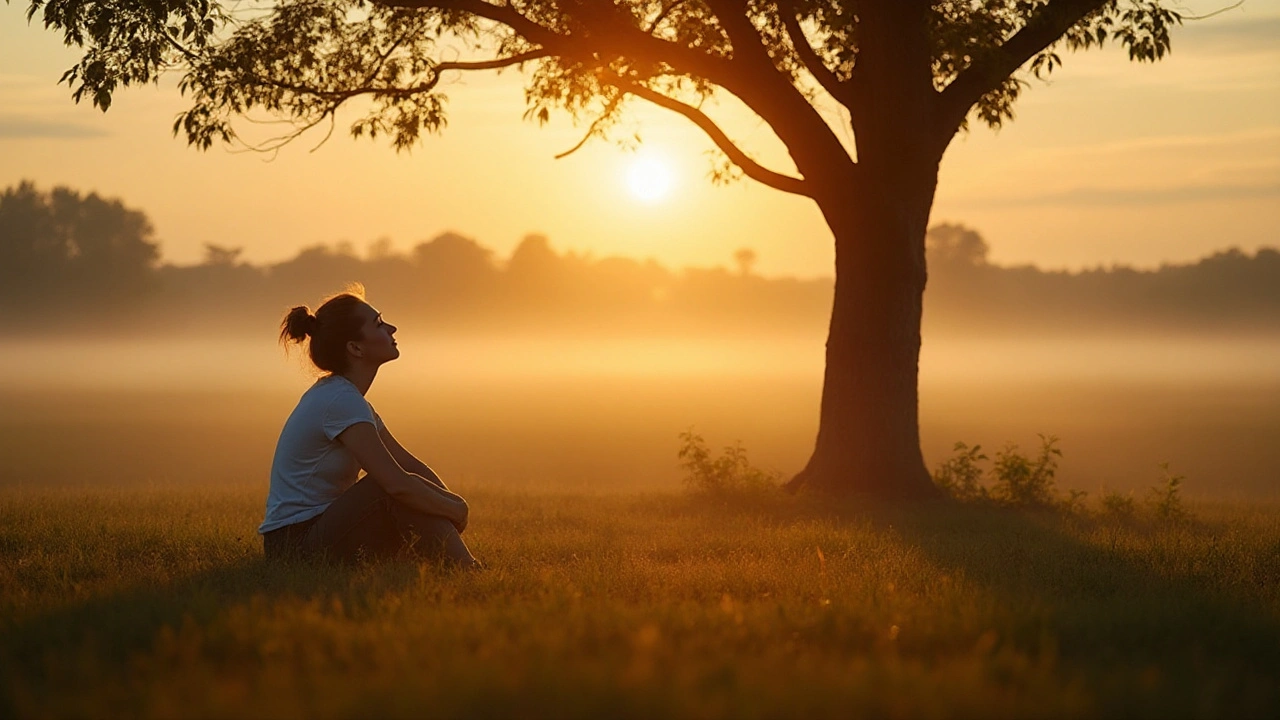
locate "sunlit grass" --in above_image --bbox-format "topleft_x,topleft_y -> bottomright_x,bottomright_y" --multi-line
2,487 -> 1278,718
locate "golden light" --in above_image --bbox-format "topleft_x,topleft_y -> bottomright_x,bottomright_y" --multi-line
625,155 -> 675,203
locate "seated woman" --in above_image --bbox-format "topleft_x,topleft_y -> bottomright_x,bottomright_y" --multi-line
258,285 -> 479,567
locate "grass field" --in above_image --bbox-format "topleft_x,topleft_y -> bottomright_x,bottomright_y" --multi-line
3,487 -> 1278,719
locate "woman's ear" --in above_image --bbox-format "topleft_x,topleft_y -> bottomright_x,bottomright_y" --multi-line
347,340 -> 364,359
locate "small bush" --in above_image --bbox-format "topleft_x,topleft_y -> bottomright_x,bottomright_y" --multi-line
933,436 -> 1065,508
990,435 -> 1062,508
935,437 -> 1194,520
1100,490 -> 1137,521
677,429 -> 779,495
932,442 -> 988,502
1063,488 -> 1090,513
1148,462 -> 1188,523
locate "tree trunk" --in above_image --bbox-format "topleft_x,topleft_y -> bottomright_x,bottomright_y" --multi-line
785,172 -> 942,500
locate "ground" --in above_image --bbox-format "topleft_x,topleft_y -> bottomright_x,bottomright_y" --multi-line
2,487 -> 1277,719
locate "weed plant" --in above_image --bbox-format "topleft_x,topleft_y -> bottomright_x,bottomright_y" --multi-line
933,437 -> 1190,522
677,430 -> 780,496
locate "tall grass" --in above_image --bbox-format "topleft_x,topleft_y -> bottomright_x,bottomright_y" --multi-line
2,486 -> 1277,719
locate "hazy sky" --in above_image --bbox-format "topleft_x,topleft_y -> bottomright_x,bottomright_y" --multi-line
1,2 -> 1277,276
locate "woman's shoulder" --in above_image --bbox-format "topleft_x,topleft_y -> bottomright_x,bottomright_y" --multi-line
294,375 -> 358,407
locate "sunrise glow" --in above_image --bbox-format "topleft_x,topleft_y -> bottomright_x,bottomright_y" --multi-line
625,155 -> 675,203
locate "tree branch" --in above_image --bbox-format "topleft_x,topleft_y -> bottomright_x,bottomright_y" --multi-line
778,0 -> 852,108
646,0 -> 688,33
620,82 -> 810,197
554,94 -> 622,159
245,50 -> 549,112
935,0 -> 1108,137
383,0 -> 845,191
385,0 -> 743,91
435,48 -> 550,72
386,0 -> 564,48
701,0 -> 766,61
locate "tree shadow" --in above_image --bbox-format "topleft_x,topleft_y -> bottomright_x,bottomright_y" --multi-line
672,491 -> 1280,712
881,502 -> 1280,713
0,553 -> 424,695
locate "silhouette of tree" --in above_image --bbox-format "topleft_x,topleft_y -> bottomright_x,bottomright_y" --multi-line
202,243 -> 244,267
410,231 -> 500,322
413,232 -> 497,286
31,0 -> 1195,496
0,181 -> 159,317
365,237 -> 396,261
267,242 -> 366,304
927,224 -> 990,268
506,233 -> 564,299
2,178 -> 1275,340
734,248 -> 758,277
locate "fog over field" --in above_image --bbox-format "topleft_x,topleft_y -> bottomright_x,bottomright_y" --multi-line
3,187 -> 1276,497
2,332 -> 1276,499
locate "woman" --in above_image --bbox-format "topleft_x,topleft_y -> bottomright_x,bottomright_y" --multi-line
258,285 -> 479,567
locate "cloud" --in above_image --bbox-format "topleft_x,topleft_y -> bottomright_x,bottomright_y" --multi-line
966,182 -> 1280,207
1177,15 -> 1280,53
0,116 -> 108,138
1020,127 -> 1280,164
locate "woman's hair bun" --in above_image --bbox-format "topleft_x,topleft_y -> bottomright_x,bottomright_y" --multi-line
280,305 -> 316,343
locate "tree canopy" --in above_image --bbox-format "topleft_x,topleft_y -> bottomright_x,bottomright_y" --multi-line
29,0 -> 1185,184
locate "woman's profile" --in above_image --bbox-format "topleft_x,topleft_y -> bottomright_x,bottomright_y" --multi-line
258,284 -> 479,568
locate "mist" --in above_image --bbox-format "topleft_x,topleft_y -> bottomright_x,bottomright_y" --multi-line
3,184 -> 1277,498
2,331 -> 1276,500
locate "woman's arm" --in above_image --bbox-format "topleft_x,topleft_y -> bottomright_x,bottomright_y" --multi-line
378,424 -> 450,491
336,422 -> 467,531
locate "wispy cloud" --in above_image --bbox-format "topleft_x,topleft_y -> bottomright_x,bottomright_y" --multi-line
1029,127 -> 1280,159
966,181 -> 1280,207
0,116 -> 108,138
1177,15 -> 1280,53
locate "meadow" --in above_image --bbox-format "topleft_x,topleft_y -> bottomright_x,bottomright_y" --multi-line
1,333 -> 1278,717
2,485 -> 1278,718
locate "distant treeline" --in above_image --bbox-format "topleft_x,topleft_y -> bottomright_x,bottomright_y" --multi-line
2,181 -> 1277,337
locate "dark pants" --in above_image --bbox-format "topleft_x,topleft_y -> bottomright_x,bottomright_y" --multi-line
263,476 -> 473,565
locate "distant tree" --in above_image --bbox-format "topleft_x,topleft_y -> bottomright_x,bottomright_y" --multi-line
30,0 -> 1196,497
202,243 -> 244,266
267,242 -> 366,299
506,233 -> 561,282
927,224 -> 990,268
411,231 -> 499,312
413,231 -> 496,280
0,181 -> 160,313
366,236 -> 397,261
734,248 -> 758,277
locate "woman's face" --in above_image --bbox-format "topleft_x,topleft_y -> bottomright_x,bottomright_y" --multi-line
352,302 -> 399,365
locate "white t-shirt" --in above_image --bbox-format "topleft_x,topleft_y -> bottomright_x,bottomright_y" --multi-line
258,375 -> 385,534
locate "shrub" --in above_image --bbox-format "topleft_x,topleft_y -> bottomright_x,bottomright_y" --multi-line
1148,462 -> 1188,523
932,442 -> 988,502
1100,490 -> 1137,521
933,437 -> 1194,521
677,429 -> 779,495
1063,488 -> 1090,513
990,435 -> 1062,508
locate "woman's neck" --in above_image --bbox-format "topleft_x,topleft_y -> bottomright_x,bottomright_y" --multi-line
339,364 -> 378,396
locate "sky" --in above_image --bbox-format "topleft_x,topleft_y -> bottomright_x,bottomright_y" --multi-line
1,2 -> 1278,277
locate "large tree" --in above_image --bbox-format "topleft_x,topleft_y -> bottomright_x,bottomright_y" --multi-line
26,0 -> 1193,497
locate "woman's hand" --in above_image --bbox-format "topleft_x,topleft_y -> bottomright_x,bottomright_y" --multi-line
338,422 -> 469,525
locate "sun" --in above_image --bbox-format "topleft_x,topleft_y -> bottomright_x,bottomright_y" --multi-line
625,155 -> 675,203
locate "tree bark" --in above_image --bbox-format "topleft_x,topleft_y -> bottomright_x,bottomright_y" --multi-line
782,2 -> 945,499
784,168 -> 943,500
